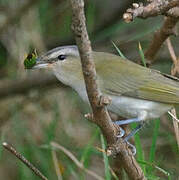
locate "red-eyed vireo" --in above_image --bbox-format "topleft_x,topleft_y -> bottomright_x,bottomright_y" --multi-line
25,45 -> 179,154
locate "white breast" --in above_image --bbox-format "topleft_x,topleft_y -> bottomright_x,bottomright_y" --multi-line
108,95 -> 173,120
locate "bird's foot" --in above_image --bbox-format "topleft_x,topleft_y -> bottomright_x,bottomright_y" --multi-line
124,140 -> 136,155
116,127 -> 125,138
114,121 -> 144,156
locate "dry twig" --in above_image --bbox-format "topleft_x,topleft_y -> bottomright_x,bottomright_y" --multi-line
123,0 -> 179,64
51,142 -> 104,180
2,142 -> 48,180
166,38 -> 179,148
70,0 -> 146,179
123,0 -> 179,22
51,150 -> 63,180
145,16 -> 178,64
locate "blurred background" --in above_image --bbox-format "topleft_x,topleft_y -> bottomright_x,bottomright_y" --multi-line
0,0 -> 178,179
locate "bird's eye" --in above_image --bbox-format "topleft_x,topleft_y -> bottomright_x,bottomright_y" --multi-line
57,54 -> 66,61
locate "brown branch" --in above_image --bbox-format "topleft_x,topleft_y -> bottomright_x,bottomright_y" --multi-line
0,72 -> 68,99
70,0 -> 146,179
145,16 -> 178,64
3,142 -> 48,180
166,38 -> 179,148
166,38 -> 177,64
70,0 -> 116,145
123,0 -> 179,22
122,1 -> 179,64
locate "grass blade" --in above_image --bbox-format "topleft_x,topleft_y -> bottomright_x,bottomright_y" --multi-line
80,128 -> 100,167
130,123 -> 145,172
138,160 -> 171,180
149,119 -> 160,162
100,134 -> 111,180
138,42 -> 146,67
111,41 -> 126,59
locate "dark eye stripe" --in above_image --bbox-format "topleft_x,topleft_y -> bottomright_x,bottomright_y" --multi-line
58,54 -> 66,61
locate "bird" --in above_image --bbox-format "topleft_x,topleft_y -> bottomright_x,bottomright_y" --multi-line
27,45 -> 179,154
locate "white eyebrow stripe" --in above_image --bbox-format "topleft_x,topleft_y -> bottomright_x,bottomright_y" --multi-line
48,51 -> 65,59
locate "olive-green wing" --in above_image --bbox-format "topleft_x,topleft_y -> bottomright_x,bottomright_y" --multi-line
95,52 -> 179,104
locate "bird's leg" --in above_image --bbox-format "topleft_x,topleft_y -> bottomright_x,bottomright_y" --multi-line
114,117 -> 142,126
114,117 -> 145,155
115,117 -> 143,138
124,122 -> 144,141
117,127 -> 125,138
123,123 -> 144,155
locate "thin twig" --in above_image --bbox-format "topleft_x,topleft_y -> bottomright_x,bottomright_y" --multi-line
51,150 -> 63,180
166,37 -> 179,148
144,16 -> 178,64
123,0 -> 179,22
166,38 -> 177,64
2,142 -> 48,180
170,109 -> 179,147
51,142 -> 104,180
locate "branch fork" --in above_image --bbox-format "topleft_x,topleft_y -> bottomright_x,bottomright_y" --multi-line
123,0 -> 179,23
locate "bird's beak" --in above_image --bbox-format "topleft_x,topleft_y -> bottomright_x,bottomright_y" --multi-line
32,57 -> 49,69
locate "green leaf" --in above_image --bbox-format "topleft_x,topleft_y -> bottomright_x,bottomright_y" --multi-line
138,160 -> 171,179
138,42 -> 146,67
130,123 -> 145,173
111,41 -> 126,59
147,119 -> 160,174
100,134 -> 111,180
80,129 -> 99,167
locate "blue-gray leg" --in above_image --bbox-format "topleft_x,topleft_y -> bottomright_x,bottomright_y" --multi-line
114,118 -> 144,155
114,117 -> 142,126
124,123 -> 143,141
124,123 -> 144,155
117,127 -> 125,138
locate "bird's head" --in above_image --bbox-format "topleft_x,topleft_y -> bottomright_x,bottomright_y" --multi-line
33,45 -> 84,87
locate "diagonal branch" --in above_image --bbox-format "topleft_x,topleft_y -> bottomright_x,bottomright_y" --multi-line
123,0 -> 179,64
70,0 -> 146,179
145,16 -> 178,64
3,142 -> 48,180
123,0 -> 179,22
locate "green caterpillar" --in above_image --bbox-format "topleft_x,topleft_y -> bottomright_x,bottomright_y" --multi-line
24,50 -> 38,69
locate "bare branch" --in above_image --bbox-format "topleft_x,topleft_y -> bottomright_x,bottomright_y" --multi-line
166,38 -> 177,64
169,109 -> 179,147
166,39 -> 179,148
123,0 -> 179,22
51,142 -> 104,180
145,16 -> 178,64
3,142 -> 48,180
70,0 -> 116,146
70,0 -> 146,179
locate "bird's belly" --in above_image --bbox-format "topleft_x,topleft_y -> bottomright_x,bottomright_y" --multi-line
108,95 -> 173,120
71,85 -> 173,120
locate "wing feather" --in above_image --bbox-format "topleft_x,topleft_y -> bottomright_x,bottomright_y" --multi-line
94,52 -> 179,104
